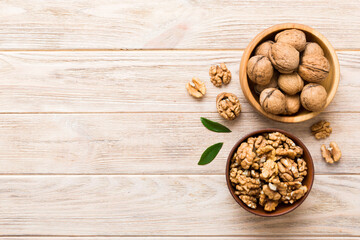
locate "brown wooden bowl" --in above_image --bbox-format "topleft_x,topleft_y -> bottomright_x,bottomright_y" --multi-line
239,23 -> 340,123
225,128 -> 314,217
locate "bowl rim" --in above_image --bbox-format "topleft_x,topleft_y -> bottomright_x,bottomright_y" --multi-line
225,128 -> 315,217
239,23 -> 340,123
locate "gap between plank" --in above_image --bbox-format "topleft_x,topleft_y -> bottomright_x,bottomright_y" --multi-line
0,173 -> 357,176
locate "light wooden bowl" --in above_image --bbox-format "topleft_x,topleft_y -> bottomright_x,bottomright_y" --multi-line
239,23 -> 340,123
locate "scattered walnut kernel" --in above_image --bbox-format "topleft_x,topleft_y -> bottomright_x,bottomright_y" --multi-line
229,132 -> 308,211
321,142 -> 341,164
216,92 -> 241,120
186,77 -> 206,98
209,63 -> 232,87
311,120 -> 332,139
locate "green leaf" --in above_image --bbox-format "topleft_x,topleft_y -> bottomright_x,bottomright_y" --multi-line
198,142 -> 224,165
200,117 -> 231,133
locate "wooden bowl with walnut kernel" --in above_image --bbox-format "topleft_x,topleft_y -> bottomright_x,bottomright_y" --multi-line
239,23 -> 340,123
226,129 -> 314,217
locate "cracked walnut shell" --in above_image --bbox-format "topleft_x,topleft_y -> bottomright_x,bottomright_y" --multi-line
186,77 -> 206,98
209,63 -> 232,87
216,92 -> 241,120
311,120 -> 332,139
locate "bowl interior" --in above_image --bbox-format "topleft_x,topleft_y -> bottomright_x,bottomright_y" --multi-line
226,128 -> 314,217
240,23 -> 340,123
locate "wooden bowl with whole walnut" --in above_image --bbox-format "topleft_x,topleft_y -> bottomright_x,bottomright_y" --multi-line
239,23 -> 340,123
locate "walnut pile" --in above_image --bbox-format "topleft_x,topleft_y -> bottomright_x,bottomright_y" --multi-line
216,92 -> 241,120
248,28 -> 331,116
209,63 -> 232,87
311,120 -> 332,139
321,142 -> 341,164
229,132 -> 308,212
186,77 -> 206,98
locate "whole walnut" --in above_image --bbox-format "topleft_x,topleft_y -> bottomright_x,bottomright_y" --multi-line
275,29 -> 307,52
260,88 -> 286,115
303,42 -> 324,56
254,71 -> 279,94
247,55 -> 274,86
269,42 -> 299,74
278,73 -> 304,95
254,40 -> 274,58
300,83 -> 327,112
283,94 -> 300,115
298,55 -> 330,83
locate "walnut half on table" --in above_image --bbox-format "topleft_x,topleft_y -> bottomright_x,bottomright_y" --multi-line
229,132 -> 308,212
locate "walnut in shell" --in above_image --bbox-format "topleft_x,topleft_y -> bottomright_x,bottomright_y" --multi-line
254,40 -> 274,58
303,42 -> 324,56
185,77 -> 206,98
275,29 -> 307,52
209,63 -> 232,87
260,88 -> 286,115
283,94 -> 300,115
254,71 -> 279,94
298,55 -> 330,83
278,73 -> 304,95
269,42 -> 300,74
247,55 -> 274,86
300,83 -> 327,112
216,92 -> 241,120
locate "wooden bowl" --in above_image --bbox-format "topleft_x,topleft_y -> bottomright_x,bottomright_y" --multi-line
225,128 -> 314,217
239,23 -> 340,123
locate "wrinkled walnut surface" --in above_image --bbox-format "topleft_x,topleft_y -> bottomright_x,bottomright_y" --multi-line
284,94 -> 300,115
260,88 -> 286,115
254,40 -> 274,58
209,63 -> 232,87
247,55 -> 274,86
278,73 -> 304,95
275,29 -> 307,52
300,83 -> 327,112
216,92 -> 241,120
229,132 -> 308,212
303,42 -> 324,56
311,120 -> 332,139
298,55 -> 330,83
186,77 -> 206,98
269,42 -> 299,74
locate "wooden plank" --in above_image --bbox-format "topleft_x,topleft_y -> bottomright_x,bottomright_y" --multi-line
0,175 -> 359,236
0,112 -> 357,174
0,1 -> 359,49
0,51 -> 358,113
1,238 -> 358,240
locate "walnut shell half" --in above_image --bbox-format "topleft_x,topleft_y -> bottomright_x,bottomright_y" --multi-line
275,29 -> 307,52
260,88 -> 286,115
269,42 -> 299,74
298,55 -> 330,83
247,55 -> 274,86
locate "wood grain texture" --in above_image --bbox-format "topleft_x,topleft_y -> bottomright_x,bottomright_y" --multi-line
0,175 -> 359,236
0,0 -> 359,50
0,51 -> 358,113
0,112 -> 357,174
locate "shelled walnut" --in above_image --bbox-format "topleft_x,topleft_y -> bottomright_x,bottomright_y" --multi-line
311,120 -> 332,139
186,77 -> 206,98
229,132 -> 308,211
209,63 -> 232,87
216,92 -> 241,120
321,141 -> 341,164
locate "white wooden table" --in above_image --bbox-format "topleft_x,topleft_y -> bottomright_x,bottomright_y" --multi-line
0,1 -> 359,239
